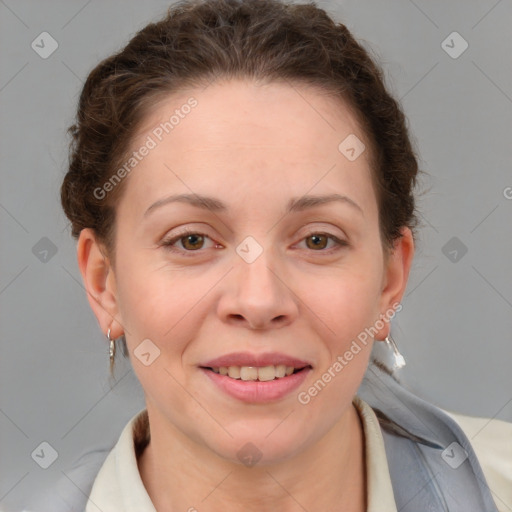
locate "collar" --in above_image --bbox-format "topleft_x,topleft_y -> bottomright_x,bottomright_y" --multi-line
87,396 -> 396,511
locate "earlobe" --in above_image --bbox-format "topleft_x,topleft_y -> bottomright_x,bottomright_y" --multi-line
375,227 -> 415,340
76,228 -> 124,338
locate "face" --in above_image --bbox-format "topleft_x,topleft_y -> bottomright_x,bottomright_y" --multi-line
79,79 -> 413,466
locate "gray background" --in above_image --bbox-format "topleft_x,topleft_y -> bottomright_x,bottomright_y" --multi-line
1,0 -> 511,509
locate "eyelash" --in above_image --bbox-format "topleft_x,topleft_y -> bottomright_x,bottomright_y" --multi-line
160,228 -> 349,256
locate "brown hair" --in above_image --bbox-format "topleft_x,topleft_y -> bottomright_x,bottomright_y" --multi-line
61,0 -> 425,264
62,0 -> 425,377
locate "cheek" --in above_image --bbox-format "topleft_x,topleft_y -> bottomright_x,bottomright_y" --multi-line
114,257 -> 220,381
114,249 -> 196,335
296,274 -> 379,411
293,262 -> 382,346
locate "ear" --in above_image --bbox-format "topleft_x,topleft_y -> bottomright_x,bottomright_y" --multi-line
374,226 -> 415,340
76,228 -> 125,339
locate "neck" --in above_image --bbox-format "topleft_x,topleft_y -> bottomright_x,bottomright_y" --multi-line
138,402 -> 366,512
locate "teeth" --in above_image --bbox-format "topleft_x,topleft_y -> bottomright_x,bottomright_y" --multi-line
275,364 -> 287,378
210,364 -> 301,381
227,366 -> 240,379
240,366 -> 258,380
252,365 -> 276,382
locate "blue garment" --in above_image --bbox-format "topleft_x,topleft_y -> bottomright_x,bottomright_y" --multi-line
358,362 -> 499,511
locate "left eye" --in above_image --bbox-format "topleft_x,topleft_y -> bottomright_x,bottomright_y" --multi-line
299,232 -> 347,251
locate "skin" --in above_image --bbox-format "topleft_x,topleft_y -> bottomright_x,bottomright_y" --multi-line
78,78 -> 414,511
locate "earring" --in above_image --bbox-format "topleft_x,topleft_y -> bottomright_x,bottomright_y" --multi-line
107,328 -> 116,368
384,334 -> 406,369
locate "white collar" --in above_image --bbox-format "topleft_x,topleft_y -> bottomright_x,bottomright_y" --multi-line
87,396 -> 397,511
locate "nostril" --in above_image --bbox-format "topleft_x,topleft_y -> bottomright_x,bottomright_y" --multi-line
229,314 -> 245,321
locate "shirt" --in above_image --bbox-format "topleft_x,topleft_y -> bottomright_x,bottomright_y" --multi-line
85,396 -> 512,511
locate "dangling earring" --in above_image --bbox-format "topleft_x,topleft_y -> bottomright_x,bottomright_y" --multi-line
107,328 -> 116,369
385,334 -> 406,369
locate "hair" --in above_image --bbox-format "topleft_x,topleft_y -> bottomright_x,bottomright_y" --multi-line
61,0 -> 426,376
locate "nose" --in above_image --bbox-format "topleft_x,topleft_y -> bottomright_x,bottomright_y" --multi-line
217,248 -> 299,330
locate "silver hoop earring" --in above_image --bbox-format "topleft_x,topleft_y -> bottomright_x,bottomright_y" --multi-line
107,328 -> 116,367
385,334 -> 406,369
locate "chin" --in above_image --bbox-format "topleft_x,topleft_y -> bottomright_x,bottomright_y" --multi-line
204,427 -> 313,469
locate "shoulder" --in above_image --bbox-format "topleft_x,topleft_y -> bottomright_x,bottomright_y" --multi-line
444,409 -> 512,512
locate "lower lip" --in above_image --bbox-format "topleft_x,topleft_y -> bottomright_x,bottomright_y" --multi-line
201,367 -> 312,403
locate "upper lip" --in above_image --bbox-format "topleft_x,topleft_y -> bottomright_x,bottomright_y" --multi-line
200,352 -> 313,369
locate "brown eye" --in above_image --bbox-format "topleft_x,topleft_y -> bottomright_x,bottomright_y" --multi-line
297,232 -> 348,253
181,234 -> 205,250
305,234 -> 329,250
161,230 -> 216,255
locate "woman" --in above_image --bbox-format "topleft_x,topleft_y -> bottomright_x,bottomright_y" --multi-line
57,0 -> 511,510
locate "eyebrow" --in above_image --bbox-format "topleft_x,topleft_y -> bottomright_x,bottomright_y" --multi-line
143,193 -> 364,217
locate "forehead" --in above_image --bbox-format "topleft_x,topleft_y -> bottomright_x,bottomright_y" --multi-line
120,79 -> 376,217
136,79 -> 365,151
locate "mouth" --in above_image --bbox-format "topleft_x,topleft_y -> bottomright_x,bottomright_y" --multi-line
200,364 -> 312,382
198,352 -> 314,402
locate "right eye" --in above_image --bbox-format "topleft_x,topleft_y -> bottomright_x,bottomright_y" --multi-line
160,229 -> 220,255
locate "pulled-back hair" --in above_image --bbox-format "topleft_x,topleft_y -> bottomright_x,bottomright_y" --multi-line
61,0 -> 424,264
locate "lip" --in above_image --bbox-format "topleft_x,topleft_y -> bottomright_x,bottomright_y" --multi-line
201,366 -> 312,403
200,351 -> 313,369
